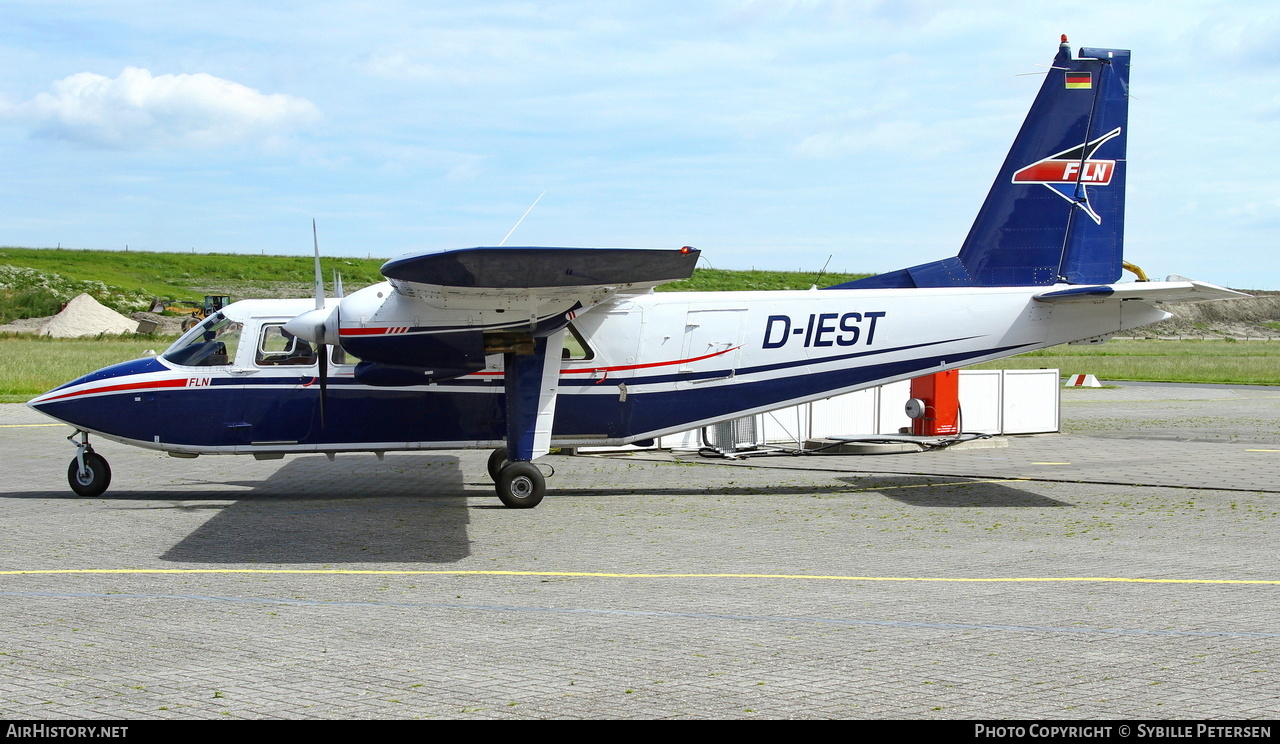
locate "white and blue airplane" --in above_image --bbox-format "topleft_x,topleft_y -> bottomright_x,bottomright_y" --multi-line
29,39 -> 1243,507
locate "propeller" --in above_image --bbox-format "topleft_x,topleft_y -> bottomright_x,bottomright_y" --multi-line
313,222 -> 328,429
283,220 -> 340,429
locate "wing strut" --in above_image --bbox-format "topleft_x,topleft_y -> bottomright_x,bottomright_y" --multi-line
504,329 -> 564,462
493,329 -> 565,508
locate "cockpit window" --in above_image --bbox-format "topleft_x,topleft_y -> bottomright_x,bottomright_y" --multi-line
162,313 -> 242,367
564,323 -> 594,361
256,324 -> 317,366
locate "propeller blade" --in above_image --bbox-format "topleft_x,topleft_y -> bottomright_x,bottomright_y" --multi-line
318,342 -> 328,430
312,219 -> 324,311
311,219 -> 328,429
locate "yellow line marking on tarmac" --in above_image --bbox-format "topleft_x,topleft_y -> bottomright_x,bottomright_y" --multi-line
2,569 -> 1278,584
0,424 -> 64,428
1245,449 -> 1280,452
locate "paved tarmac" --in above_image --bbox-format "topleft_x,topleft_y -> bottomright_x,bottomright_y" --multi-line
1,382 -> 1278,720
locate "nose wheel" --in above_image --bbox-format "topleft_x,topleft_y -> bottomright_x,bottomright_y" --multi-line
66,431 -> 111,497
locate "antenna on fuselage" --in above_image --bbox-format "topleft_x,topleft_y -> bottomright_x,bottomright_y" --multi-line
498,192 -> 546,247
813,254 -> 833,288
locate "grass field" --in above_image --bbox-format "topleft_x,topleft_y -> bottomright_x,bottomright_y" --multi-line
3,336 -> 1274,404
969,339 -> 1280,385
0,335 -> 179,402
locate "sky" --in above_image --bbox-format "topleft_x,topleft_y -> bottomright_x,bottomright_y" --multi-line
1,1 -> 1278,289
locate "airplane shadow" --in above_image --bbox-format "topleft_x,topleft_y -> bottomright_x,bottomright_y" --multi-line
154,455 -> 475,565
524,473 -> 1072,507
833,475 -> 1073,508
6,458 -> 1070,566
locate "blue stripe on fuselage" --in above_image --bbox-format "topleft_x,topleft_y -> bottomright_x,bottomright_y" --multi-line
33,342 -> 1030,449
556,342 -> 1031,438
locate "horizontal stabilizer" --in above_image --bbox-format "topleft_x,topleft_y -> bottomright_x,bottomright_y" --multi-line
1033,280 -> 1249,304
382,246 -> 699,291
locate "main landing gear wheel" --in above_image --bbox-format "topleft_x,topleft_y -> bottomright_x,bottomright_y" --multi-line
487,447 -> 509,481
67,452 -> 111,498
495,461 -> 545,509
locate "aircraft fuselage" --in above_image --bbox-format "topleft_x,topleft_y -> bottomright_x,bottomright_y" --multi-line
28,283 -> 1167,456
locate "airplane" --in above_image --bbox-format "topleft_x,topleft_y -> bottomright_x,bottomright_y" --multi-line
28,37 -> 1245,508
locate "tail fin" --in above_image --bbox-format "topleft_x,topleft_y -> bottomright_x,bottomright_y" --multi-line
831,37 -> 1130,289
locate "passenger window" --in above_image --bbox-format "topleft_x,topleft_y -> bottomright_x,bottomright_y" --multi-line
256,324 -> 317,366
331,345 -> 361,366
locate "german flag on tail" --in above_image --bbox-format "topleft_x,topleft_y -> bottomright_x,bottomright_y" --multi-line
1065,71 -> 1092,89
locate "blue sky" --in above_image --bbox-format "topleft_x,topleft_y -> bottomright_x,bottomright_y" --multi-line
1,1 -> 1278,289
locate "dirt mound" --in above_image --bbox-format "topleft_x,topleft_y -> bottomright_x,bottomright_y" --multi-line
129,311 -> 186,335
37,293 -> 140,337
0,316 -> 49,333
1147,292 -> 1280,339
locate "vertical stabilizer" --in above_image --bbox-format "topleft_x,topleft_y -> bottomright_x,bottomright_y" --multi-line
830,38 -> 1131,289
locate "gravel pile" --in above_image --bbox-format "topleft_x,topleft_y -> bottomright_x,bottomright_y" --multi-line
0,293 -> 140,337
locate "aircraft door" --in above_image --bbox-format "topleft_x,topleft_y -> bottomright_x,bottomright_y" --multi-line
154,313 -> 247,447
599,307 -> 648,438
678,308 -> 747,387
232,321 -> 321,446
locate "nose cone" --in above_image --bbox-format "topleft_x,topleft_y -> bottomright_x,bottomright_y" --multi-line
27,356 -> 169,433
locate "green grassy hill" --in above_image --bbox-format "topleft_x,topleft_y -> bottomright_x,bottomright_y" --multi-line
0,245 -> 871,322
0,246 -> 387,302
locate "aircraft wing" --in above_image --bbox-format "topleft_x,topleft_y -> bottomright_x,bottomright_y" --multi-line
381,245 -> 700,302
1033,280 -> 1249,304
368,246 -> 699,480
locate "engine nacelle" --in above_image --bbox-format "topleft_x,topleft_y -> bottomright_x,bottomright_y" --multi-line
353,361 -> 480,387
342,330 -> 487,379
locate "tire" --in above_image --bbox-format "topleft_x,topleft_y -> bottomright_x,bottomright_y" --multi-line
495,461 -> 545,509
67,453 -> 111,497
486,447 -> 509,481
181,316 -> 199,332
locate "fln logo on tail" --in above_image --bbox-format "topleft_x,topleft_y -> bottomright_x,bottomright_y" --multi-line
1011,127 -> 1121,225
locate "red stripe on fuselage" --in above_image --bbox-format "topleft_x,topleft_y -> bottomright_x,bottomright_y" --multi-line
39,344 -> 741,398
468,345 -> 741,378
36,377 -> 192,403
340,327 -> 402,336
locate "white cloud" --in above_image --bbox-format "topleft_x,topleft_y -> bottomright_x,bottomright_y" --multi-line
4,67 -> 321,149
